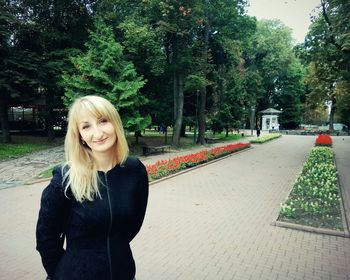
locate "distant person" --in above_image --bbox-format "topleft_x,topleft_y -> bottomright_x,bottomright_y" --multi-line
256,126 -> 261,137
36,95 -> 149,280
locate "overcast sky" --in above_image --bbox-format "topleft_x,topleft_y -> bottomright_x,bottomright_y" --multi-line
247,0 -> 321,44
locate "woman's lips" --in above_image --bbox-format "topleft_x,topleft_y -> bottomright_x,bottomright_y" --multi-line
93,138 -> 107,144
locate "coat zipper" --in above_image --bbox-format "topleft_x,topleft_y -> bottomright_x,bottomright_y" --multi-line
105,173 -> 113,280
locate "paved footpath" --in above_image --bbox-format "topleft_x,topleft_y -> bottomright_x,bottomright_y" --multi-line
1,135 -> 350,279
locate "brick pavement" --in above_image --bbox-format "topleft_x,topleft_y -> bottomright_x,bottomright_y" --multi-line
1,135 -> 350,279
131,135 -> 350,279
333,136 -> 350,230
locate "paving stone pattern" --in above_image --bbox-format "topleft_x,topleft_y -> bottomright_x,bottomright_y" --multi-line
0,135 -> 349,280
0,146 -> 65,189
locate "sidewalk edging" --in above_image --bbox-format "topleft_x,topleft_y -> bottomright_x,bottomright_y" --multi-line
26,177 -> 51,185
271,220 -> 350,238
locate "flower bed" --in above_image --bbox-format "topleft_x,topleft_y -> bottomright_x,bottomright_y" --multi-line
278,146 -> 343,230
315,133 -> 332,147
250,133 -> 281,144
146,142 -> 251,181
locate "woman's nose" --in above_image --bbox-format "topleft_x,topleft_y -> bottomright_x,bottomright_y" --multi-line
92,125 -> 104,138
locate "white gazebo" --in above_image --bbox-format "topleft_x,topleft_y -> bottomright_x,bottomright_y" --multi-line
260,108 -> 282,131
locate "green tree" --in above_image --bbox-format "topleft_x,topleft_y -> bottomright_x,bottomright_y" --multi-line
301,11 -> 346,129
63,19 -> 150,136
0,1 -> 40,143
13,0 -> 94,141
134,0 -> 199,147
244,19 -> 304,128
298,0 -> 350,129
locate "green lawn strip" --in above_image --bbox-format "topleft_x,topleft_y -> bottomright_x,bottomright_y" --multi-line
250,133 -> 281,144
278,146 -> 344,230
38,167 -> 55,179
0,136 -> 64,161
0,143 -> 43,161
216,133 -> 244,142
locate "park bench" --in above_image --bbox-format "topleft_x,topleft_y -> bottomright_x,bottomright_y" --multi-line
142,145 -> 171,156
205,136 -> 220,144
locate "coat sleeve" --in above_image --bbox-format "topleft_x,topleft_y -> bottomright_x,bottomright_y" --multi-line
127,160 -> 149,242
36,165 -> 70,277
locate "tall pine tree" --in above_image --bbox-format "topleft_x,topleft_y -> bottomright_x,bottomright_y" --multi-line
63,19 -> 151,134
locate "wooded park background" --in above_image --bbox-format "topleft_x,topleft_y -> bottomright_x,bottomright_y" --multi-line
1,0 -> 349,146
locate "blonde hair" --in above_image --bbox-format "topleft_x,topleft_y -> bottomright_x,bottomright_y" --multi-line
63,95 -> 129,202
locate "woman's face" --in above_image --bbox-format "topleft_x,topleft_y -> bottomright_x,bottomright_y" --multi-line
78,109 -> 117,156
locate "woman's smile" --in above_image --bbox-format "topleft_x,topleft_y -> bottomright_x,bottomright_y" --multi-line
93,138 -> 108,144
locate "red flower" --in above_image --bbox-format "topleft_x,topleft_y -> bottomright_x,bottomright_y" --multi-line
315,134 -> 332,146
145,142 -> 251,180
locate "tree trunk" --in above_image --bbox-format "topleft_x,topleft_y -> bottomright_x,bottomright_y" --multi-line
164,127 -> 168,145
173,71 -> 184,147
198,5 -> 210,145
173,69 -> 178,123
134,130 -> 142,144
0,94 -> 11,143
180,123 -> 186,137
198,86 -> 207,145
329,95 -> 336,131
45,91 -> 55,142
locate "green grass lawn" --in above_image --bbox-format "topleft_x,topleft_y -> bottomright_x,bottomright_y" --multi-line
216,132 -> 244,141
0,135 -> 64,161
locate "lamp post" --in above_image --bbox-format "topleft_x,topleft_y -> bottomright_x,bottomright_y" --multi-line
250,106 -> 255,136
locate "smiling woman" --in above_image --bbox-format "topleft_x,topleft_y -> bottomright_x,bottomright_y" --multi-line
36,95 -> 149,280
78,112 -> 118,160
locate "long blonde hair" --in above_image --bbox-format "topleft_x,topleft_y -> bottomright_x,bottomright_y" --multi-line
63,95 -> 129,202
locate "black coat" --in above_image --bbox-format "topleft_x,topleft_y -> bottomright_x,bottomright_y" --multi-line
36,157 -> 149,280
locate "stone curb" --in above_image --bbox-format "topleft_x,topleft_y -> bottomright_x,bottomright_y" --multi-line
149,146 -> 253,186
271,220 -> 350,238
26,177 -> 52,185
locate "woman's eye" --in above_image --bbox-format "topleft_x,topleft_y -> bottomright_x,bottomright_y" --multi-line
99,118 -> 108,124
82,125 -> 90,130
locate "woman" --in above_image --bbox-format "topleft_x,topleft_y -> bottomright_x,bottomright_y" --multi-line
36,95 -> 149,280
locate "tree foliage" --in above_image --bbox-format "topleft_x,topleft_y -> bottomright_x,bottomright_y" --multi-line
2,0 -> 329,143
300,0 -> 350,127
63,19 -> 150,132
244,19 -> 304,128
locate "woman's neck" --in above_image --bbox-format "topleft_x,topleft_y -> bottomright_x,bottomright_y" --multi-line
93,152 -> 117,173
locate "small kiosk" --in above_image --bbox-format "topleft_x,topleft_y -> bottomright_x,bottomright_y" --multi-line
260,108 -> 282,131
